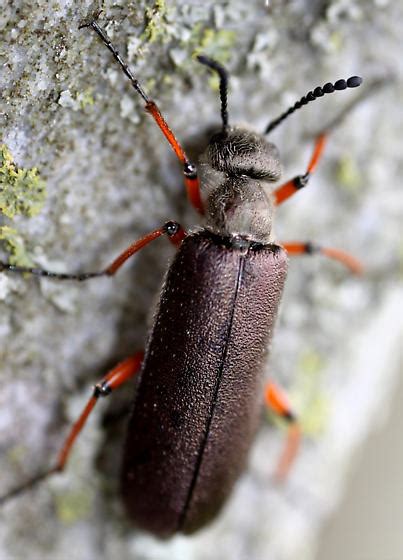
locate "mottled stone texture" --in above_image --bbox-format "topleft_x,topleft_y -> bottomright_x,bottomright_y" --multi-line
1,1 -> 402,560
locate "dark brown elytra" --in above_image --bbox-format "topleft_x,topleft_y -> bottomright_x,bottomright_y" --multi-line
122,233 -> 287,535
0,19 -> 363,537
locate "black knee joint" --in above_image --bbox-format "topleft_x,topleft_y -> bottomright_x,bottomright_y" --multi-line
294,173 -> 310,189
304,241 -> 319,254
93,381 -> 112,398
284,411 -> 297,423
183,162 -> 197,178
163,221 -> 181,237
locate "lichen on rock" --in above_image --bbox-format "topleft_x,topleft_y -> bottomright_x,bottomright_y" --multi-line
0,144 -> 47,219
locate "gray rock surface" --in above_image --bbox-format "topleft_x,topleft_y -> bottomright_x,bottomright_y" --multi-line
1,1 -> 402,559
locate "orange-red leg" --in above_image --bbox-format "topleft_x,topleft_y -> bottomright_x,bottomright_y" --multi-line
145,101 -> 203,214
81,20 -> 204,214
0,352 -> 144,505
265,382 -> 301,481
273,134 -> 327,205
0,221 -> 186,281
282,241 -> 363,275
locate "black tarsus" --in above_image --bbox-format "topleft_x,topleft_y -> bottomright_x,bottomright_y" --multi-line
264,76 -> 363,135
0,467 -> 58,506
197,55 -> 229,133
0,261 -> 105,281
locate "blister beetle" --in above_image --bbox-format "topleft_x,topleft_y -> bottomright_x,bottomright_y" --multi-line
0,19 -> 363,536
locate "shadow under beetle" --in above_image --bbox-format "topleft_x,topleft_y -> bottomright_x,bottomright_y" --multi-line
0,19 -> 363,536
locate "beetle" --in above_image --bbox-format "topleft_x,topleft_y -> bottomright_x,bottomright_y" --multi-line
0,19 -> 363,536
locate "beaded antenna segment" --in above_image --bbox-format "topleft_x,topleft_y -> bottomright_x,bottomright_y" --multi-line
265,76 -> 363,134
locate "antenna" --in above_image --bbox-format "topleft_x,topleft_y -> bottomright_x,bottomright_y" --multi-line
197,55 -> 229,133
79,19 -> 150,103
264,76 -> 363,135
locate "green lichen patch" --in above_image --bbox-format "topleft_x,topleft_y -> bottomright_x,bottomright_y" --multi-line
54,487 -> 94,525
58,88 -> 96,112
186,27 -> 237,91
336,154 -> 363,192
0,226 -> 35,267
194,28 -> 237,64
169,24 -> 237,73
141,0 -> 168,44
0,144 -> 47,219
329,30 -> 343,52
77,88 -> 95,110
267,348 -> 330,437
6,444 -> 27,465
295,349 -> 330,436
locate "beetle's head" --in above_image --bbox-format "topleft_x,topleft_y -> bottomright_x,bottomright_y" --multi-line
203,127 -> 282,181
198,128 -> 279,244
